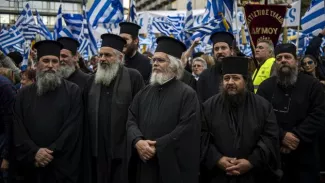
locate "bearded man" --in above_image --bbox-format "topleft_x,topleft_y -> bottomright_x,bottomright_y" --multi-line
257,43 -> 325,183
84,33 -> 144,183
12,40 -> 83,183
201,56 -> 281,183
57,37 -> 91,91
119,22 -> 152,83
126,36 -> 200,183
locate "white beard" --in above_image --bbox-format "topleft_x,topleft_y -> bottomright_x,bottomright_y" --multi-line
150,71 -> 174,85
58,65 -> 76,78
36,70 -> 62,96
95,62 -> 120,86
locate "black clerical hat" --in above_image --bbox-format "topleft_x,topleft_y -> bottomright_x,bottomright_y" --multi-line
34,40 -> 63,60
119,22 -> 141,37
274,43 -> 297,58
57,37 -> 80,55
155,36 -> 186,59
210,31 -> 234,47
100,33 -> 127,52
222,57 -> 248,76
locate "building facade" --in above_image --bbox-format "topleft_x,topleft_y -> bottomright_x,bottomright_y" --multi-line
136,0 -> 206,11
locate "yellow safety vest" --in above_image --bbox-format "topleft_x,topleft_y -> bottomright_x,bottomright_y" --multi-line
252,57 -> 275,93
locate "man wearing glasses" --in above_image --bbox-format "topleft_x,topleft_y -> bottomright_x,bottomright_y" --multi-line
257,43 -> 325,183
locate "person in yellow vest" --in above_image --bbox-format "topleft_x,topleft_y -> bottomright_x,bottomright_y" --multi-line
252,40 -> 275,93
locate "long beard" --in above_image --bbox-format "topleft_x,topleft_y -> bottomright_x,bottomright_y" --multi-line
36,70 -> 62,96
58,65 -> 76,78
275,63 -> 298,88
125,43 -> 137,57
220,83 -> 247,107
95,62 -> 120,86
150,69 -> 175,86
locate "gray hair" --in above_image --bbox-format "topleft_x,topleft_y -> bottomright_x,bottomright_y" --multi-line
113,49 -> 125,64
167,54 -> 184,80
258,40 -> 274,57
192,57 -> 207,69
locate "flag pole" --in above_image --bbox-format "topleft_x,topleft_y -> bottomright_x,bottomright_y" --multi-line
234,0 -> 240,46
127,0 -> 131,22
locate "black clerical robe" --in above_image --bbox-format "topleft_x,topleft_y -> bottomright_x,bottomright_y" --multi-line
201,92 -> 282,183
84,66 -> 144,183
257,73 -> 325,183
126,78 -> 201,183
13,80 -> 83,183
181,70 -> 196,90
197,63 -> 222,102
67,69 -> 92,92
125,51 -> 152,84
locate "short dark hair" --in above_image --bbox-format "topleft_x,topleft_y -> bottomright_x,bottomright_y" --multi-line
22,69 -> 36,81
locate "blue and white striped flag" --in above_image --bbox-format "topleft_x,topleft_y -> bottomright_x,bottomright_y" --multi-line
185,0 -> 194,29
88,0 -> 124,28
58,27 -> 74,38
36,11 -> 53,40
53,5 -> 63,40
78,22 -> 89,53
202,0 -> 233,27
152,20 -> 180,37
301,0 -> 325,34
63,13 -> 83,39
83,0 -> 98,55
0,26 -> 25,50
129,0 -> 137,23
188,19 -> 226,44
21,41 -> 31,71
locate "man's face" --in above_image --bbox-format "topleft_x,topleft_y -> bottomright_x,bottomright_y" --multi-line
36,55 -> 60,73
151,52 -> 170,74
120,33 -> 138,56
98,47 -> 120,68
275,53 -> 297,75
60,49 -> 76,67
192,61 -> 205,75
223,74 -> 245,95
255,42 -> 272,61
213,42 -> 232,61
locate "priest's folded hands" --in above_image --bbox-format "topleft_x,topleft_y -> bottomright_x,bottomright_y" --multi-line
135,140 -> 157,161
217,156 -> 253,176
34,148 -> 54,167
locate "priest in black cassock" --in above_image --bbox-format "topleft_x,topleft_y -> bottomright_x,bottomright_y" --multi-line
119,22 -> 152,84
197,32 -> 236,102
84,33 -> 144,183
12,40 -> 83,183
57,37 -> 91,91
126,36 -> 201,183
201,56 -> 282,183
257,43 -> 325,183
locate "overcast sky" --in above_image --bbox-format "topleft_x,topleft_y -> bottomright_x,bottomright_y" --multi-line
123,0 -> 129,8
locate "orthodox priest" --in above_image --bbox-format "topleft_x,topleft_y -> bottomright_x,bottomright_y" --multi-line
84,33 -> 144,183
12,40 -> 83,183
126,36 -> 201,183
197,32 -> 235,102
119,22 -> 152,83
57,37 -> 91,91
257,43 -> 325,183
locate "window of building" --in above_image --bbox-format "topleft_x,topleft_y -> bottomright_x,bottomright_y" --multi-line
0,14 -> 10,24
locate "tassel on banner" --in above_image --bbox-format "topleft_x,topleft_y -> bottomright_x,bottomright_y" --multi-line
241,25 -> 247,45
283,26 -> 288,43
219,12 -> 230,31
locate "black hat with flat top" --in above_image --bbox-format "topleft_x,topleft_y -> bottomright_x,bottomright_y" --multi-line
34,40 -> 63,60
210,31 -> 234,47
100,33 -> 127,52
155,36 -> 186,59
274,43 -> 297,58
57,37 -> 80,55
222,56 -> 249,76
119,22 -> 141,37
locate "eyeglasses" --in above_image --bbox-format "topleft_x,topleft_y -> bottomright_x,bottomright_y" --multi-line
192,64 -> 203,68
301,60 -> 314,66
151,58 -> 167,64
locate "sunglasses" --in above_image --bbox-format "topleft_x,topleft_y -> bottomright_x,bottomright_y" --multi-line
301,60 -> 314,66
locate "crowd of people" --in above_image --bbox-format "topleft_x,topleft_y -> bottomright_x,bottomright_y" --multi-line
1,21 -> 325,183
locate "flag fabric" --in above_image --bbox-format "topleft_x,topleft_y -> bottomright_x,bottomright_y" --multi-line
185,0 -> 194,29
301,0 -> 325,34
58,27 -> 74,38
36,11 -> 53,40
21,41 -> 31,70
63,13 -> 83,39
129,0 -> 138,23
83,0 -> 98,55
202,0 -> 233,27
88,0 -> 124,28
0,26 -> 25,50
53,5 -> 63,40
14,3 -> 37,41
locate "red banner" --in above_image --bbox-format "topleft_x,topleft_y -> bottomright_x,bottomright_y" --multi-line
244,4 -> 287,50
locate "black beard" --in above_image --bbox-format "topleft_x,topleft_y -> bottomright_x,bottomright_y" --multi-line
220,84 -> 247,108
124,43 -> 137,57
275,64 -> 298,88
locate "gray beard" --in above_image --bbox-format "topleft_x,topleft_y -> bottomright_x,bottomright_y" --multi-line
58,65 -> 76,78
150,71 -> 175,85
276,65 -> 298,88
95,62 -> 120,86
36,70 -> 62,96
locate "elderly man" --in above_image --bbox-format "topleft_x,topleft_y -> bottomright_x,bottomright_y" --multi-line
119,22 -> 152,83
126,36 -> 200,183
252,39 -> 275,93
197,32 -> 236,102
201,56 -> 281,183
192,57 -> 207,80
13,40 -> 83,183
257,43 -> 325,183
84,33 -> 144,183
57,37 -> 91,91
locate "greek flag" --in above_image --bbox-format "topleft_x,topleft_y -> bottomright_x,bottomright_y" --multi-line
185,0 -> 194,29
0,26 -> 25,50
53,5 -> 63,40
188,19 -> 226,44
301,0 -> 325,34
14,3 -> 37,40
83,0 -> 98,55
129,0 -> 137,23
36,11 -> 53,40
88,0 -> 124,28
152,20 -> 180,37
63,13 -> 83,39
59,27 -> 74,38
202,0 -> 233,27
147,18 -> 157,53
21,41 -> 31,70
78,22 -> 89,53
